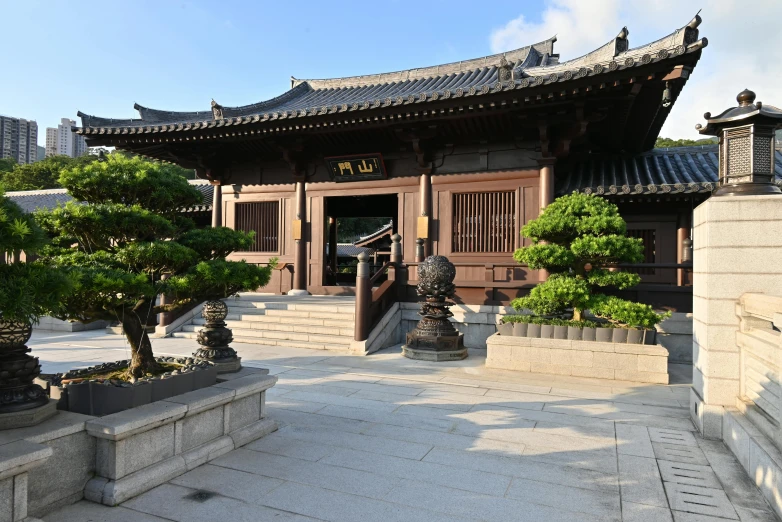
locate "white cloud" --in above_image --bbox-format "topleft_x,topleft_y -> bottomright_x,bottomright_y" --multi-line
490,0 -> 782,140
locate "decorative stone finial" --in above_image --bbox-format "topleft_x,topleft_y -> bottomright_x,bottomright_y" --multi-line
211,99 -> 224,120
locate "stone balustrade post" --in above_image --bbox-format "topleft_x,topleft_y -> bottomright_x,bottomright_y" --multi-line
354,252 -> 370,342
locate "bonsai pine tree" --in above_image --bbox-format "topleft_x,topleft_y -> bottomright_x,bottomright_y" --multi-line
512,192 -> 668,329
35,154 -> 272,378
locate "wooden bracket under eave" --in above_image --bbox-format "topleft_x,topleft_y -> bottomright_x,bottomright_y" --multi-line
662,66 -> 692,82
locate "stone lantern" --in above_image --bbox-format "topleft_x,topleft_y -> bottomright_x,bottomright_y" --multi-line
696,89 -> 782,196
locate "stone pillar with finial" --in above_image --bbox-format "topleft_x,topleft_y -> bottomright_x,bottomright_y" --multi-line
193,300 -> 241,373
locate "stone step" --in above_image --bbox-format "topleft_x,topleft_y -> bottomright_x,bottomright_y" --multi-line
182,325 -> 353,346
188,320 -> 354,337
221,307 -> 355,320
218,314 -> 354,327
225,300 -> 356,315
171,331 -> 351,351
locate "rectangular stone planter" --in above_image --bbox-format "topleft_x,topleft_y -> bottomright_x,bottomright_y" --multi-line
486,333 -> 669,384
84,372 -> 277,506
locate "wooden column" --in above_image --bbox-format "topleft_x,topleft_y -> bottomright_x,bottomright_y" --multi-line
211,183 -> 222,228
328,216 -> 338,276
537,158 -> 556,282
538,158 -> 556,210
419,172 -> 432,257
677,208 -> 692,286
290,179 -> 309,294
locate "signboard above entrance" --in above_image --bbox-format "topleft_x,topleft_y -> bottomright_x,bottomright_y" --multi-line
325,154 -> 386,182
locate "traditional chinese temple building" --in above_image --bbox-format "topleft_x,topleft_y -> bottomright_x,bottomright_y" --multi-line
75,15 -> 744,312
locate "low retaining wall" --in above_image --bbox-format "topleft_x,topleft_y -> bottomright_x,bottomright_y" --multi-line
400,303 -> 513,349
486,333 -> 669,384
0,368 -> 277,517
34,316 -> 109,333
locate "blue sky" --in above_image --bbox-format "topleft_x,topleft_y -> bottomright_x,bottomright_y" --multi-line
2,0 -> 778,145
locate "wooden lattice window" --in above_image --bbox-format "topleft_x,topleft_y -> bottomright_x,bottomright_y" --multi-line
452,191 -> 516,253
627,229 -> 656,274
235,201 -> 279,252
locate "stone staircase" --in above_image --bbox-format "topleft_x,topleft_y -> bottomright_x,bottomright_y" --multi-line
171,294 -> 357,351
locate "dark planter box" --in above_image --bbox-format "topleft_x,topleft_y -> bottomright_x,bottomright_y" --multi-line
567,326 -> 583,341
497,323 -> 513,336
56,364 -> 216,417
626,328 -> 644,345
512,322 -> 528,337
553,325 -> 568,339
527,324 -> 541,338
612,328 -> 628,343
644,329 -> 657,345
540,324 -> 554,339
595,327 -> 613,343
582,327 -> 596,342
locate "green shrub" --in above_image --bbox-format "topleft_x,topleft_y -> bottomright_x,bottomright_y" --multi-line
511,192 -> 668,328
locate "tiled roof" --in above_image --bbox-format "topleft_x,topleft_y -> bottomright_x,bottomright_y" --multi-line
556,145 -> 782,196
76,16 -> 706,136
6,179 -> 213,213
326,244 -> 375,257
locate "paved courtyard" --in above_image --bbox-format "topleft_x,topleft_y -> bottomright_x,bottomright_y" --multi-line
30,329 -> 777,522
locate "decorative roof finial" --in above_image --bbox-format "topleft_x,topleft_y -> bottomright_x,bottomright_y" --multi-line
211,99 -> 224,121
736,89 -> 756,107
498,56 -> 513,82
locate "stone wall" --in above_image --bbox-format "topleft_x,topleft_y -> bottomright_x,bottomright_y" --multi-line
0,369 -> 277,517
690,195 -> 782,439
400,302 -> 512,349
34,316 -> 108,333
486,333 -> 669,384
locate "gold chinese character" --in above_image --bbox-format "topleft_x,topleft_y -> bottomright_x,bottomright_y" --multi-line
338,162 -> 354,175
358,159 -> 374,174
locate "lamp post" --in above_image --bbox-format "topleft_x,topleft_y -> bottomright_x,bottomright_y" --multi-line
696,89 -> 782,196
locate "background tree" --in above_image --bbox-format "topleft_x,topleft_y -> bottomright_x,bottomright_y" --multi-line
0,155 -> 94,191
0,158 -> 16,174
512,192 -> 668,329
336,217 -> 390,243
0,190 -> 72,325
35,154 -> 272,378
654,137 -> 717,148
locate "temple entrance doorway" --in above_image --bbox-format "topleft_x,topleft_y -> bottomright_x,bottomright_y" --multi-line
323,194 -> 398,287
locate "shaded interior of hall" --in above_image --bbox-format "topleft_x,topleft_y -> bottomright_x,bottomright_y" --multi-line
324,194 -> 397,286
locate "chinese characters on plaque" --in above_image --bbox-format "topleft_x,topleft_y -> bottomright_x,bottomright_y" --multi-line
325,154 -> 386,182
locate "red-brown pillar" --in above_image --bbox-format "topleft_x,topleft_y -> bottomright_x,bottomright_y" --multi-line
290,180 -> 309,295
211,183 -> 222,228
537,158 -> 556,282
419,173 -> 432,257
538,158 -> 556,210
328,216 -> 338,274
677,209 -> 692,286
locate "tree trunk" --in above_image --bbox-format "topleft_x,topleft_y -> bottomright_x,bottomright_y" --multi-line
121,311 -> 159,378
573,308 -> 583,322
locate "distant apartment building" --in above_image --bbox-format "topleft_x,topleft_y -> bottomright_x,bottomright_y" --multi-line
45,118 -> 88,158
0,115 -> 38,164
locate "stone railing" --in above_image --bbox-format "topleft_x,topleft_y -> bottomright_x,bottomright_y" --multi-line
735,293 -> 782,446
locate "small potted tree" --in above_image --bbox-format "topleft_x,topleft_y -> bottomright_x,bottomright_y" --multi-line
0,191 -> 71,424
511,192 -> 668,342
35,154 -> 273,415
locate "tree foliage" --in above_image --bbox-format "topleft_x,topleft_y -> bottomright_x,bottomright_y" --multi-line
336,217 -> 390,243
0,155 -> 94,191
35,154 -> 272,377
654,137 -> 717,148
0,191 -> 72,324
511,192 -> 669,328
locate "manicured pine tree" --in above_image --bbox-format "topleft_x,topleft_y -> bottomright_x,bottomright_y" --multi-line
35,154 -> 272,378
512,192 -> 668,329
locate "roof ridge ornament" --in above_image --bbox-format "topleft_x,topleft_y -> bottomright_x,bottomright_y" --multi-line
211,99 -> 224,121
615,27 -> 629,55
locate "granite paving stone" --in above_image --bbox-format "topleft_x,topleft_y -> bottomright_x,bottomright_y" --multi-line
28,330 -> 773,522
618,454 -> 668,507
212,448 -> 400,500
